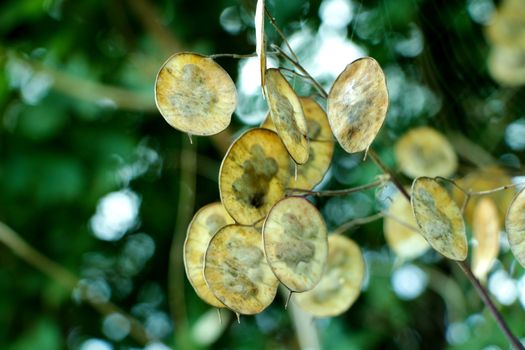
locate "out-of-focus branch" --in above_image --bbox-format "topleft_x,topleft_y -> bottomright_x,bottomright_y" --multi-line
0,222 -> 156,347
127,0 -> 182,55
6,50 -> 155,112
168,140 -> 197,328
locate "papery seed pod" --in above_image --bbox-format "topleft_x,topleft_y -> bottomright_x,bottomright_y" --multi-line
219,128 -> 291,225
263,197 -> 328,292
295,234 -> 365,317
411,177 -> 467,261
155,52 -> 237,136
327,57 -> 388,154
204,225 -> 279,315
395,127 -> 458,179
261,97 -> 334,189
183,202 -> 235,307
264,68 -> 309,164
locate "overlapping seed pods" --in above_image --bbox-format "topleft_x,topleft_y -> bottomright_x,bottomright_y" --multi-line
384,189 -> 429,260
264,68 -> 309,164
262,196 -> 328,292
295,234 -> 365,317
261,97 -> 334,189
184,202 -> 234,307
219,128 -> 291,225
204,225 -> 279,315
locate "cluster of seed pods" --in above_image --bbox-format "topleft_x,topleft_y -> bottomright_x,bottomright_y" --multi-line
154,0 -> 525,320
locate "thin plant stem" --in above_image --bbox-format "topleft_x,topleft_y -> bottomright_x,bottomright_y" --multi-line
467,182 -> 524,196
210,52 -> 257,59
271,45 -> 329,99
380,211 -> 420,232
264,7 -> 300,63
368,149 -> 411,201
332,212 -> 384,236
286,178 -> 385,197
369,153 -> 524,348
0,222 -> 154,347
278,67 -> 311,81
457,261 -> 524,350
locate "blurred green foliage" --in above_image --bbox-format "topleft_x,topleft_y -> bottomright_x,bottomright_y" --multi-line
1,0 -> 524,349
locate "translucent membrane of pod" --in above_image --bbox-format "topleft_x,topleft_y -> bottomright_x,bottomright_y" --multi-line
255,0 -> 266,92
327,57 -> 388,154
394,127 -> 458,178
452,167 -> 515,224
204,225 -> 279,315
472,198 -> 500,281
219,128 -> 291,225
411,177 -> 467,261
295,235 -> 365,317
384,190 -> 429,260
155,52 -> 237,135
183,202 -> 235,307
263,197 -> 328,292
264,68 -> 309,164
261,97 -> 334,189
506,187 -> 525,268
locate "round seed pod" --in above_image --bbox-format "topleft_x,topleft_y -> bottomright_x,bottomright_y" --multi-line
506,187 -> 525,268
484,0 -> 525,48
295,235 -> 365,317
204,225 -> 279,315
327,57 -> 388,154
263,197 -> 328,292
384,190 -> 429,260
487,45 -> 525,87
472,198 -> 500,281
183,202 -> 235,308
219,128 -> 291,225
411,177 -> 467,261
264,68 -> 309,164
394,127 -> 458,178
155,52 -> 237,135
261,97 -> 334,190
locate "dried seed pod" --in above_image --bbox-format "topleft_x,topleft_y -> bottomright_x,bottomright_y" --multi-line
484,0 -> 525,48
384,190 -> 429,260
263,197 -> 328,292
394,127 -> 458,178
452,167 -> 515,224
183,203 -> 235,308
327,57 -> 388,154
506,187 -> 525,268
155,52 -> 237,135
219,128 -> 291,225
295,235 -> 365,317
264,68 -> 309,164
255,0 -> 266,92
472,198 -> 500,281
411,177 -> 467,261
487,46 -> 525,87
261,97 -> 334,189
204,225 -> 279,315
